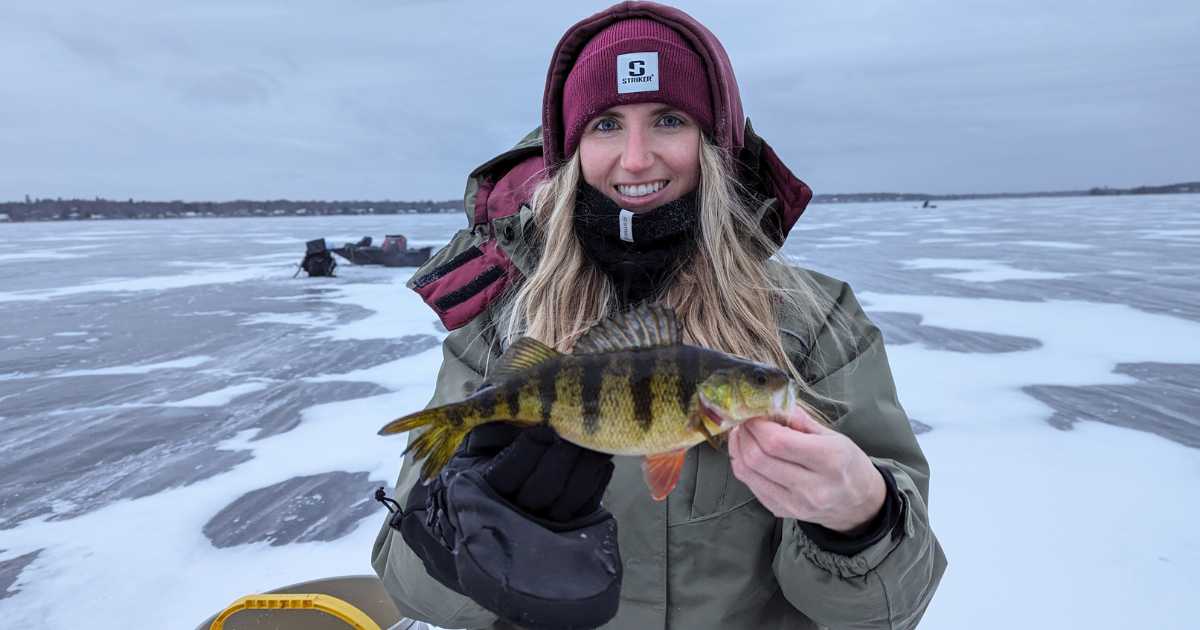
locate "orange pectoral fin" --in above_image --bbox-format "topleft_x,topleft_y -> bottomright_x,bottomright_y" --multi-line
641,449 -> 688,501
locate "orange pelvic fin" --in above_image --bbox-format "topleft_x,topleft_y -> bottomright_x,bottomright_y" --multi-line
641,448 -> 688,501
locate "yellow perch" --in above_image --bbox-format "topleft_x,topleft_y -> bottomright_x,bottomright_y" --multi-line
379,305 -> 797,500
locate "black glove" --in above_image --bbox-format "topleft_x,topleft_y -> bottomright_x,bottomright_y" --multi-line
396,422 -> 621,630
471,422 -> 614,523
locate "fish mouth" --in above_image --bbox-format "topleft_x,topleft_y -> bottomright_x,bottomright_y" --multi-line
697,390 -> 738,429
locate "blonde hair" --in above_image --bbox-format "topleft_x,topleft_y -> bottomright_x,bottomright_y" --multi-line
504,136 -> 839,418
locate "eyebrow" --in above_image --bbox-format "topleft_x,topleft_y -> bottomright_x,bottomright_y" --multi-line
595,105 -> 687,120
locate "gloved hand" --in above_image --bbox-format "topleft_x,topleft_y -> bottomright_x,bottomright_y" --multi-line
464,422 -> 614,523
397,422 -> 622,630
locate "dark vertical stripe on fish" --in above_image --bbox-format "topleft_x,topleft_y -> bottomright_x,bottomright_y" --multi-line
581,356 -> 604,435
537,365 -> 557,424
677,346 -> 701,412
631,353 -> 655,432
446,402 -> 464,428
502,384 -> 521,420
473,388 -> 496,423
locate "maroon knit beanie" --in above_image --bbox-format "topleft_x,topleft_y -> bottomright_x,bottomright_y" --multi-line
562,17 -> 714,159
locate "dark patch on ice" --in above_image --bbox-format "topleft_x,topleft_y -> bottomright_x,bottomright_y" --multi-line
1026,363 -> 1200,449
0,276 -> 437,385
870,311 -> 1042,353
0,270 -> 437,530
238,381 -> 396,440
203,472 -> 385,548
0,405 -> 255,529
909,419 -> 933,434
0,381 -> 388,530
0,549 -> 41,600
225,334 -> 439,381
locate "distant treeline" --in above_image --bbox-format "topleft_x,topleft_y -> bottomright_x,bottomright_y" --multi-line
811,181 -> 1199,204
1087,182 -> 1199,196
2,181 -> 1197,221
0,198 -> 461,222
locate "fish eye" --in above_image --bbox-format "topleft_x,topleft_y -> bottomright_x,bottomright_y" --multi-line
752,368 -> 768,386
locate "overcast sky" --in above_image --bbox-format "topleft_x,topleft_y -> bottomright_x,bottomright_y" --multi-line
2,0 -> 1197,202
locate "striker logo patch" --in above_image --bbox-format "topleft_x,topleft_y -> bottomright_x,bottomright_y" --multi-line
617,52 -> 659,94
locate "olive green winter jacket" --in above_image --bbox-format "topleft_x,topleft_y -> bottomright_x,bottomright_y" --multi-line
371,191 -> 947,629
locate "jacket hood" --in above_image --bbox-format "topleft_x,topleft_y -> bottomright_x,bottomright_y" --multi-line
541,1 -> 812,242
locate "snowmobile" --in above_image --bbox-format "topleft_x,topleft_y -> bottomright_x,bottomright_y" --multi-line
330,235 -> 432,268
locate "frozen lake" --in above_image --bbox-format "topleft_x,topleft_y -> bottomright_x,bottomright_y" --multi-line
1,196 -> 1198,629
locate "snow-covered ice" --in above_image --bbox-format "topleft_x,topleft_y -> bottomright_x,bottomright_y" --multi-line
1,196 -> 1198,629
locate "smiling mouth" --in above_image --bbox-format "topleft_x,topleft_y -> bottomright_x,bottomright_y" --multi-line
616,180 -> 667,198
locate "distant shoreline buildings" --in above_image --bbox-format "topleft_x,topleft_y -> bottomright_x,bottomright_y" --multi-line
1,182 -> 1196,222
810,181 -> 1198,204
0,199 -> 460,222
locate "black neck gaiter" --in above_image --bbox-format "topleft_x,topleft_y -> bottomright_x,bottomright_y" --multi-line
573,182 -> 700,307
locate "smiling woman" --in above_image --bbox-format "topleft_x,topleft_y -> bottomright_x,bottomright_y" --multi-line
372,2 -> 946,630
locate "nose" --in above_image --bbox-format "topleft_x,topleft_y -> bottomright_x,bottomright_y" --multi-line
619,125 -> 653,174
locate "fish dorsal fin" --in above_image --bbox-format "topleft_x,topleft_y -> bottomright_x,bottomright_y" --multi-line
573,304 -> 682,354
642,448 -> 689,501
485,336 -> 560,383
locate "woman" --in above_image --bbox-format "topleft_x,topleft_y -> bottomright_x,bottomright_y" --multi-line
373,3 -> 946,629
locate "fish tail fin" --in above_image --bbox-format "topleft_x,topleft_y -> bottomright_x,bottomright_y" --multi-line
379,408 -> 471,482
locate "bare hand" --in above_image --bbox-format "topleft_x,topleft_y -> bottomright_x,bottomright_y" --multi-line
728,407 -> 886,534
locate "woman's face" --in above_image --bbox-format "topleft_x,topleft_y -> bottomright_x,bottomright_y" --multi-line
578,102 -> 701,213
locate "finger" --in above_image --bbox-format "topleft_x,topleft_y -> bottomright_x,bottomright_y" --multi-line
740,418 -> 828,471
727,424 -> 744,458
463,421 -> 523,455
513,439 -> 577,512
568,466 -> 613,521
734,422 -> 825,489
730,454 -> 810,519
551,450 -> 613,520
730,445 -> 790,494
785,406 -> 833,435
485,430 -> 551,494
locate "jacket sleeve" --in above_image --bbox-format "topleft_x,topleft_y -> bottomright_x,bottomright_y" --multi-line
773,275 -> 947,630
371,315 -> 502,629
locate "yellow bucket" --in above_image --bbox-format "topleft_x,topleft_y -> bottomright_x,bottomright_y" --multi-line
195,575 -> 424,630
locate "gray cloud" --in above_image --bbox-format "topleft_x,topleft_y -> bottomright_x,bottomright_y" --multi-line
49,30 -> 123,71
179,68 -> 280,107
1,0 -> 1197,201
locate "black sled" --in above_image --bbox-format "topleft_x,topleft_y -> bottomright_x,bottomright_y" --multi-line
296,239 -> 337,277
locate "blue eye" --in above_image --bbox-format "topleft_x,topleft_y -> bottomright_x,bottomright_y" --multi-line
595,119 -> 618,132
659,115 -> 683,128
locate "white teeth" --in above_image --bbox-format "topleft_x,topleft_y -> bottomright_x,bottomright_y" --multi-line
618,181 -> 666,197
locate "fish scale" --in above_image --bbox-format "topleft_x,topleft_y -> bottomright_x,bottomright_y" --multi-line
379,305 -> 797,500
